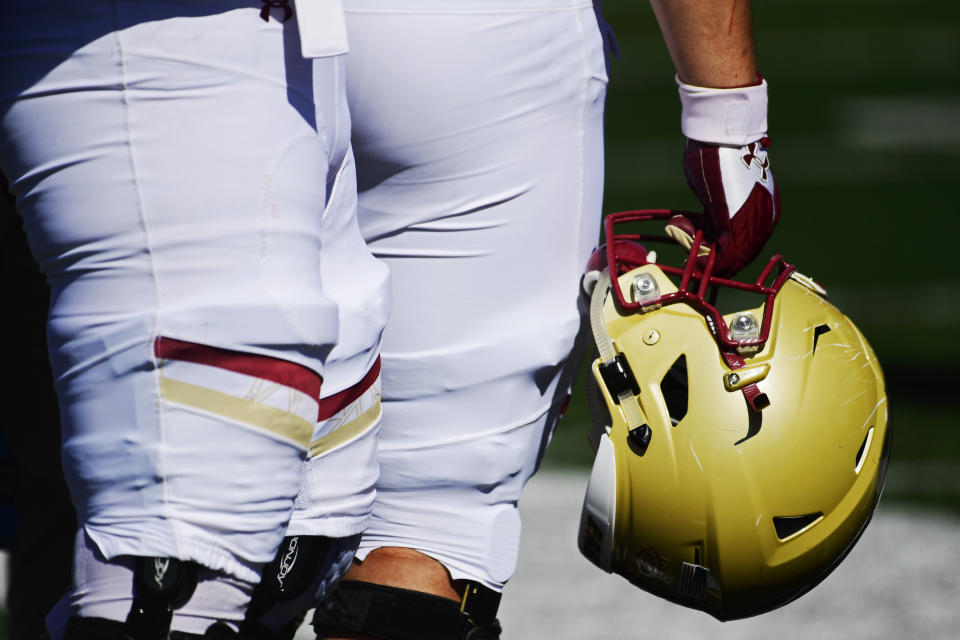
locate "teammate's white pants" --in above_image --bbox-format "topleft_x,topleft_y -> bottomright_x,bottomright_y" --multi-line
343,0 -> 608,590
0,0 -> 389,624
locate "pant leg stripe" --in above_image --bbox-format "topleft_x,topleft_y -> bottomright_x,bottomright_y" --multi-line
160,376 -> 314,448
155,336 -> 323,400
310,398 -> 381,457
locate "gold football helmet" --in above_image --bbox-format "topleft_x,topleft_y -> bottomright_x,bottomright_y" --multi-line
578,210 -> 890,620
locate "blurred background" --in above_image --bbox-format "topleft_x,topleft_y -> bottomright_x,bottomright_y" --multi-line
545,0 -> 960,517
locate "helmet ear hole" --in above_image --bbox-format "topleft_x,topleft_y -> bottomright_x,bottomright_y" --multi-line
660,355 -> 689,425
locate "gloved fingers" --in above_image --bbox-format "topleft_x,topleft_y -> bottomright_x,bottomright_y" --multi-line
664,215 -> 711,257
681,138 -> 780,276
713,182 -> 780,275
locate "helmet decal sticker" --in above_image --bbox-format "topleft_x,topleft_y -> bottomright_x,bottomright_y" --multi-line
633,547 -> 668,580
678,562 -> 709,600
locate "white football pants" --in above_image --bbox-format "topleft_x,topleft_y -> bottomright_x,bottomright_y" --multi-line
0,0 -> 389,625
343,0 -> 609,590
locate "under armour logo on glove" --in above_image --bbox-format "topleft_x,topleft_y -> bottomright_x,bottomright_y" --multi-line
666,137 -> 781,276
741,141 -> 771,182
260,0 -> 293,22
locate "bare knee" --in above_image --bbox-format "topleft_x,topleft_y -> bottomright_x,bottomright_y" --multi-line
344,547 -> 463,601
315,548 -> 504,640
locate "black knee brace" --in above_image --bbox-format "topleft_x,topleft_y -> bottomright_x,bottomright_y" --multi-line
242,534 -> 360,640
312,580 -> 503,640
63,617 -> 241,640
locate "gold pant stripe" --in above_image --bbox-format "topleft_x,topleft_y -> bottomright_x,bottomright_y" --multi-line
160,377 -> 313,448
310,399 -> 381,458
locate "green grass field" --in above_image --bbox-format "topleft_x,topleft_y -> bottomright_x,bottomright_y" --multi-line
542,1 -> 960,514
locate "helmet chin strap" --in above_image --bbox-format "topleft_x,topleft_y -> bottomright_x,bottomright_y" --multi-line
588,270 -> 647,432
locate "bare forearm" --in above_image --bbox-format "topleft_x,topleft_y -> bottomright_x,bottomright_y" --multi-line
648,0 -> 758,87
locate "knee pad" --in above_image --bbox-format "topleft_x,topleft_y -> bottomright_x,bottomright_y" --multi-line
241,534 -> 361,640
312,580 -> 502,640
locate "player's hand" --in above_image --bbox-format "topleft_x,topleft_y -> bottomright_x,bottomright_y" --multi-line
666,136 -> 781,277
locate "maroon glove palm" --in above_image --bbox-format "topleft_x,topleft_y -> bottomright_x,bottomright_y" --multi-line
666,137 -> 781,276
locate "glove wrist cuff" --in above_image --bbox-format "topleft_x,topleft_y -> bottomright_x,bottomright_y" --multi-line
677,76 -> 768,146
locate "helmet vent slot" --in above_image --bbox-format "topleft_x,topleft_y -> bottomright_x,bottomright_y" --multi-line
812,324 -> 832,353
773,513 -> 823,540
660,355 -> 688,426
855,427 -> 875,473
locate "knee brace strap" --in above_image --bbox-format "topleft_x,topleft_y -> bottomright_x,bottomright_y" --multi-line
312,580 -> 502,640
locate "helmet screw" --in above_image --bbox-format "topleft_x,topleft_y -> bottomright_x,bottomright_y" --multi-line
632,274 -> 662,310
730,313 -> 760,338
643,329 -> 660,345
728,373 -> 740,385
636,275 -> 655,294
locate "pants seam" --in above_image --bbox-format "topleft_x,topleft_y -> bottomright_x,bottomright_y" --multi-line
110,0 -> 170,549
